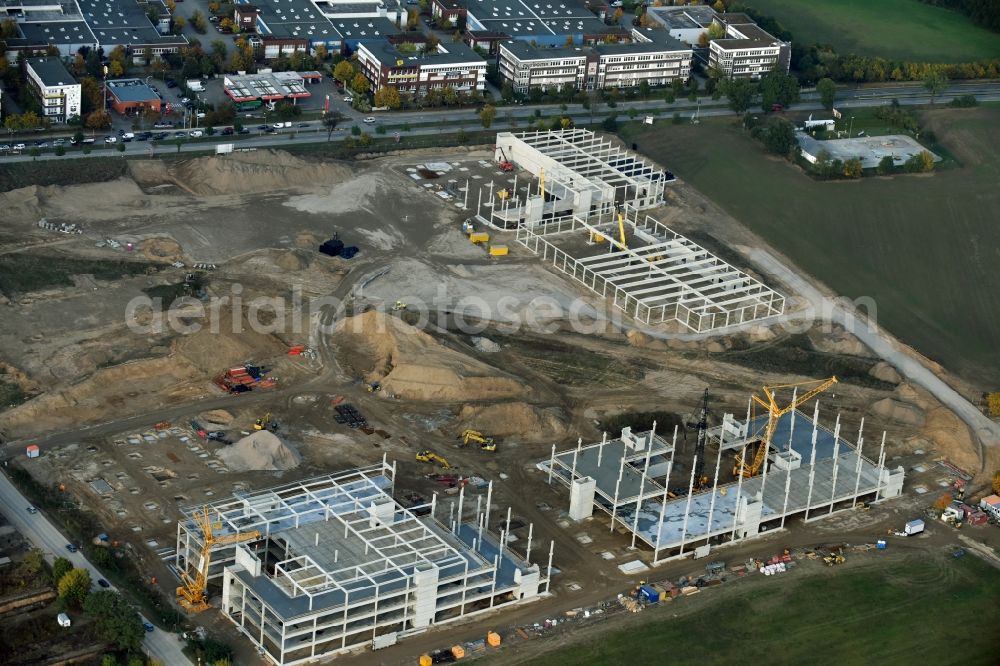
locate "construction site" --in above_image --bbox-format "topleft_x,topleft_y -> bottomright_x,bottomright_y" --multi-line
0,132 -> 996,666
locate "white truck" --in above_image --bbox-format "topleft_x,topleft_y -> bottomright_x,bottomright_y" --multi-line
898,519 -> 925,536
186,79 -> 205,92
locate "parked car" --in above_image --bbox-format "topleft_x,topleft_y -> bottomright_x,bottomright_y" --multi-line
13,143 -> 26,150
0,144 -> 10,152
97,579 -> 110,588
165,79 -> 177,88
272,122 -> 285,129
237,127 -> 250,134
53,138 -> 66,145
65,544 -> 78,553
34,140 -> 49,148
122,132 -> 135,140
221,127 -> 234,135
143,622 -> 155,633
104,136 -> 116,143
174,131 -> 187,139
343,96 -> 353,103
153,132 -> 169,140
363,116 -> 376,124
297,122 -> 309,127
26,506 -> 37,514
195,111 -> 206,119
190,129 -> 203,138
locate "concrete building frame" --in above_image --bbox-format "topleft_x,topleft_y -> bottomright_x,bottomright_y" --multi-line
175,458 -> 550,665
539,403 -> 904,563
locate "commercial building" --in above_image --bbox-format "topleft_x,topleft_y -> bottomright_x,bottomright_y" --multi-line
25,57 -> 81,123
105,78 -> 161,114
540,402 -> 903,562
330,16 -> 399,51
463,0 -> 609,47
644,4 -> 717,46
223,71 -> 318,104
0,0 -> 186,58
175,460 -> 551,665
498,28 -> 692,94
708,13 -> 790,79
235,0 -> 343,56
356,40 -> 486,96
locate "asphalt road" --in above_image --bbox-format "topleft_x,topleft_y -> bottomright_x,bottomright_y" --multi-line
0,469 -> 193,665
2,80 -> 999,163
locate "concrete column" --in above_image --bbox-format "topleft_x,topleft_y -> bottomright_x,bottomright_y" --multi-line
803,401 -> 820,520
597,431 -> 607,466
779,453 -> 793,528
874,432 -> 887,502
786,389 -> 798,452
827,414 -> 842,514
431,492 -> 438,520
609,451 -> 626,534
851,420 -> 866,509
731,454 -> 745,540
705,434 -> 724,537
545,540 -> 555,593
456,484 -> 465,535
484,480 -> 493,535
570,438 -> 582,481
630,441 -> 653,548
678,456 -> 697,555
525,522 -> 534,564
652,432 -> 677,565
547,444 -> 556,485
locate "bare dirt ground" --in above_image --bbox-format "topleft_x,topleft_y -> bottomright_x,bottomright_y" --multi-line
0,146 -> 992,666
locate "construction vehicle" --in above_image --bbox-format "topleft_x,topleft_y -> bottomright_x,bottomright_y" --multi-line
686,388 -> 711,489
366,382 -> 382,393
823,553 -> 846,566
416,450 -> 450,468
460,429 -> 497,452
734,377 -> 838,478
497,146 -> 514,172
497,188 -> 510,200
176,507 -> 261,612
392,300 -> 407,311
253,413 -> 270,431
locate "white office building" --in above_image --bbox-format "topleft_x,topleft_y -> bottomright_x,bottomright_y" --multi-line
25,57 -> 81,123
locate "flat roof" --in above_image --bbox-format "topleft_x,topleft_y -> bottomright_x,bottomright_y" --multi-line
15,20 -> 97,44
26,56 -> 77,87
467,0 -> 605,37
330,16 -> 398,40
76,0 -> 175,45
189,468 -> 529,620
501,30 -> 689,60
106,78 -> 159,102
360,39 -> 485,67
223,70 -> 312,101
239,0 -> 342,41
647,5 -> 716,30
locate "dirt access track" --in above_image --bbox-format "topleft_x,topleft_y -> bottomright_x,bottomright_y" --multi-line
0,145 -> 992,665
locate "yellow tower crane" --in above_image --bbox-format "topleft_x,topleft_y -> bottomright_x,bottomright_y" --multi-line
176,507 -> 261,612
538,168 -> 545,199
733,376 -> 838,478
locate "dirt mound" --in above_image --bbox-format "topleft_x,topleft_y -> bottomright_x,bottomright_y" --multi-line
141,237 -> 183,263
869,361 -> 902,385
275,250 -> 309,271
335,311 -> 524,401
171,310 -> 288,370
217,430 -> 300,471
0,185 -> 44,225
167,150 -> 352,196
870,397 -> 925,427
456,402 -> 565,441
199,409 -> 234,427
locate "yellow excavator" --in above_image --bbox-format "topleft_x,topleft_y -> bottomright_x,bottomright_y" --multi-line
734,377 -> 838,478
460,429 -> 497,452
416,450 -> 450,468
176,507 -> 261,612
253,412 -> 271,431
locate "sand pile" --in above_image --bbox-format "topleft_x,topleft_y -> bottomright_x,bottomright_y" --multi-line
168,150 -> 352,196
0,185 -> 44,225
171,309 -> 288,370
199,409 -> 234,428
456,402 -> 566,441
217,431 -> 300,472
141,237 -> 183,263
335,311 -> 524,401
870,397 -> 925,427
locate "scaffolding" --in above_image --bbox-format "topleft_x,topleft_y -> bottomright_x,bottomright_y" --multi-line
539,404 -> 904,563
515,207 -> 785,332
176,458 -> 552,666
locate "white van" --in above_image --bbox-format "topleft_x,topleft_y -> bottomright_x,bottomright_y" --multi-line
190,129 -> 204,138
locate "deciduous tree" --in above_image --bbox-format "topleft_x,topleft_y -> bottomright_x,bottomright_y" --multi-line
842,157 -> 863,179
84,591 -> 144,652
52,557 -> 73,585
333,60 -> 355,84
816,77 -> 836,110
374,86 -> 401,109
724,78 -> 756,114
923,70 -> 948,105
350,73 -> 370,95
57,567 -> 91,608
479,103 -> 496,128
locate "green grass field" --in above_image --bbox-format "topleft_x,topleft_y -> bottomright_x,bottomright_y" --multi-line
526,555 -> 1000,665
620,106 -> 1000,390
742,0 -> 1000,62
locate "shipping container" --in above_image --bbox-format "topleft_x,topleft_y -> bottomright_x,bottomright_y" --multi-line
904,519 -> 925,535
488,245 -> 508,256
469,232 -> 490,244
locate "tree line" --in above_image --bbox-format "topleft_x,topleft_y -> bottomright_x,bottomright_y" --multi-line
918,0 -> 1000,32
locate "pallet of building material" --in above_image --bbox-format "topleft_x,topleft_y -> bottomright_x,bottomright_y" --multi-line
681,586 -> 700,596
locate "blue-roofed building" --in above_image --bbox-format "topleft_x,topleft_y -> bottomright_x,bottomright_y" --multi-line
177,461 -> 547,665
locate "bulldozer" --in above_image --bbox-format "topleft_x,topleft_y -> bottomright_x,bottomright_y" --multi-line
416,450 -> 450,468
460,429 -> 497,452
